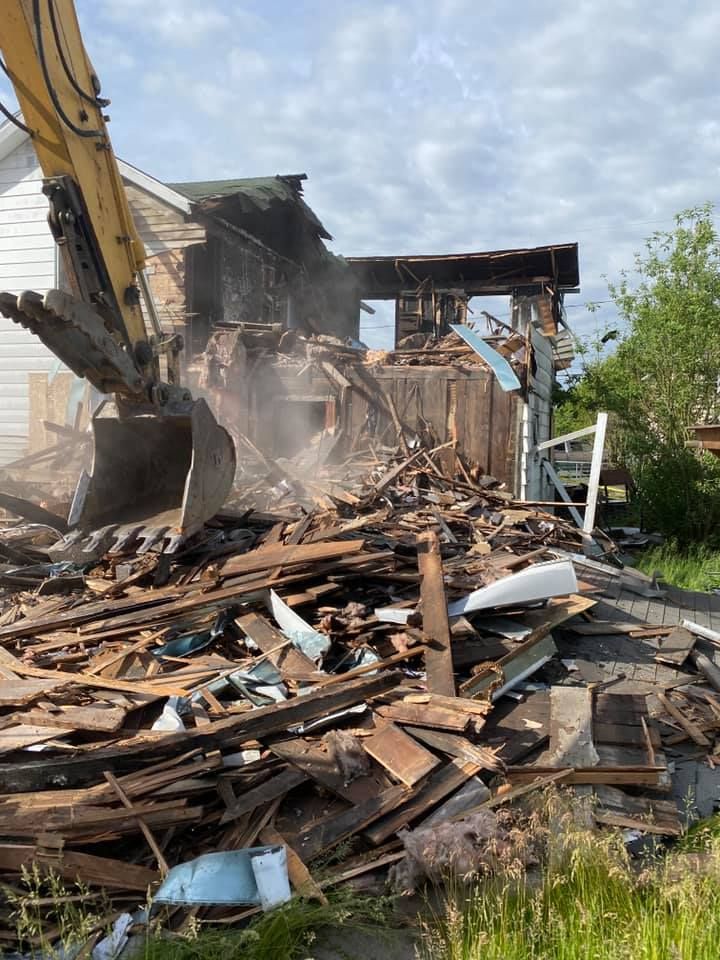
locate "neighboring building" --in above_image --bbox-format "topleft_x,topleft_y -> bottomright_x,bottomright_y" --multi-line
0,118 -> 359,464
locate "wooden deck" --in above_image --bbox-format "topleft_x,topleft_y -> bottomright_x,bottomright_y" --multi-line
559,565 -> 720,693
558,565 -> 720,817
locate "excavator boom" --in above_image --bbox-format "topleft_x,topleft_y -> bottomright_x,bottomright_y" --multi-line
0,0 -> 235,553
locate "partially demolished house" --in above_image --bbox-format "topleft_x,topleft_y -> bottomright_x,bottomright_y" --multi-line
204,244 -> 579,504
0,115 -> 579,509
347,247 -> 578,501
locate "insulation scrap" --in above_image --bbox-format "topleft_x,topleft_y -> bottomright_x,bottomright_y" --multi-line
322,729 -> 371,785
389,809 -> 533,893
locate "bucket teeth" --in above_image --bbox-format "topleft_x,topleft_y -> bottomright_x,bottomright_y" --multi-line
82,525 -> 117,553
164,533 -> 185,554
137,527 -> 170,554
108,525 -> 144,554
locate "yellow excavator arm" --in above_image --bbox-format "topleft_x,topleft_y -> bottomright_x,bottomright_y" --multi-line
0,0 -> 235,554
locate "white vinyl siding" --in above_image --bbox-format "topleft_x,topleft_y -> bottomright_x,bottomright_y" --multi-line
0,138 -> 58,464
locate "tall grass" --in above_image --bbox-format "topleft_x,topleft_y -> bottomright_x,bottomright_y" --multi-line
421,802 -> 720,960
143,887 -> 396,960
635,541 -> 720,591
4,866 -> 395,960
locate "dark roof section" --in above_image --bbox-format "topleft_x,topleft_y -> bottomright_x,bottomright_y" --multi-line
169,173 -> 305,200
167,173 -> 332,244
345,244 -> 580,298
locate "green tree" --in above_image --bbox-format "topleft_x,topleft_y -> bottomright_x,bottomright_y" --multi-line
557,204 -> 720,543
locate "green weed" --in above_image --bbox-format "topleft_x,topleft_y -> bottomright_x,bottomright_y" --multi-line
143,886 -> 397,960
634,541 -> 720,591
2,863 -> 110,955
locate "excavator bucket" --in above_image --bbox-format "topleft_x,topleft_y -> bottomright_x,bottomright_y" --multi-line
61,398 -> 236,554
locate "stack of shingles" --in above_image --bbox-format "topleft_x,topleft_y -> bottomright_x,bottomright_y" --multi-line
0,444 -> 678,946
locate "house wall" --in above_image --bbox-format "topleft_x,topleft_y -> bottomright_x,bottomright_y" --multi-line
348,366 -> 515,482
515,297 -> 557,501
218,238 -> 286,328
236,358 -> 516,481
0,136 -> 60,464
123,181 -> 205,335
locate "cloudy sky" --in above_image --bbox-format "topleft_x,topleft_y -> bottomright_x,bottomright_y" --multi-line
4,1 -> 719,352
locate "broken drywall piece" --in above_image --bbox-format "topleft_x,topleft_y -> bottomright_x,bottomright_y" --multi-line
376,560 -> 577,625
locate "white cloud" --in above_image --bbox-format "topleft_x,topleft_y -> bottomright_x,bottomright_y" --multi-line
69,0 -> 720,345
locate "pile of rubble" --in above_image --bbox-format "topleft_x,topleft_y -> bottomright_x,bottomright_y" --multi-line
0,440 -> 707,949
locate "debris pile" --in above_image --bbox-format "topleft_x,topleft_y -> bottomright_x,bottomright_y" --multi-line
0,441 -> 701,947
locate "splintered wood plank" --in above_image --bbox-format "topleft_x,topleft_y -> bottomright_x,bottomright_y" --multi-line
0,724 -> 74,754
295,785 -> 408,861
363,721 -> 440,787
549,686 -> 599,768
268,736 -> 393,805
221,539 -> 365,575
220,767 -> 308,823
376,701 -> 470,732
593,721 -> 661,749
417,530 -> 455,696
593,693 -> 646,725
480,690 -> 550,764
363,759 -> 480,846
399,693 -> 492,718
657,692 -> 711,747
0,678 -> 68,706
569,620 -> 652,635
0,646 -> 178,698
0,671 -> 401,795
507,766 -> 667,787
592,785 -> 682,836
655,627 -> 696,667
104,772 -> 169,875
407,726 -> 503,773
363,449 -> 425,501
0,844 -> 159,890
18,704 -> 127,733
314,646 -> 429,686
236,612 -> 316,679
